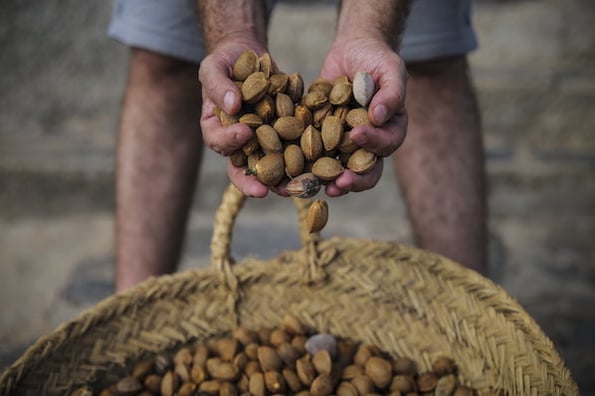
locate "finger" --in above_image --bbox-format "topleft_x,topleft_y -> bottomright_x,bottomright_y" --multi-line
349,113 -> 408,157
269,178 -> 291,197
368,57 -> 408,126
227,161 -> 269,198
198,55 -> 242,115
325,158 -> 384,196
200,107 -> 253,156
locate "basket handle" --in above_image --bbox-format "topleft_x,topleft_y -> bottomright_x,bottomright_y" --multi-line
210,184 -> 333,293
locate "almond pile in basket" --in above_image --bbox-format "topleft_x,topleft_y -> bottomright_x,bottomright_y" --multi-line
216,50 -> 381,233
70,314 -> 492,396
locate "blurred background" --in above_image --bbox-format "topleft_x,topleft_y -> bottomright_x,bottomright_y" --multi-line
1,0 -> 594,392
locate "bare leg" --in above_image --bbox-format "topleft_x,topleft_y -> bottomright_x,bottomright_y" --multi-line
394,56 -> 487,273
115,49 -> 203,291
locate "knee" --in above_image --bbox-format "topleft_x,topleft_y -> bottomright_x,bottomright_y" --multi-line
129,48 -> 198,83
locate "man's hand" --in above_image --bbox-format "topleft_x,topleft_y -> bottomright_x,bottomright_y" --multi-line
197,0 -> 274,197
320,37 -> 408,196
317,0 -> 411,196
198,41 -> 272,197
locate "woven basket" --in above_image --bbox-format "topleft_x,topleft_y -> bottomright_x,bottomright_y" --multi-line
0,184 -> 579,395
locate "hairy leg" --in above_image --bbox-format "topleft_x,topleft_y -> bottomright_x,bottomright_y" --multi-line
394,56 -> 487,273
115,49 -> 203,291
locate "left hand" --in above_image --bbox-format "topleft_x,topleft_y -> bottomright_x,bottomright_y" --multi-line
320,37 -> 408,196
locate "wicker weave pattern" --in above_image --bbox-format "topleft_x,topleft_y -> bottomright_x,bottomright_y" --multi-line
0,185 -> 579,395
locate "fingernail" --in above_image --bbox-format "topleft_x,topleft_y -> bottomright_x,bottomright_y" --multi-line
373,104 -> 388,125
223,91 -> 236,114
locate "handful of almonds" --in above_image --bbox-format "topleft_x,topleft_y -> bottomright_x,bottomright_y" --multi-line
72,314 -> 491,396
217,50 -> 381,233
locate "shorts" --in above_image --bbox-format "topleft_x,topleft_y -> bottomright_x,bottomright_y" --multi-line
107,0 -> 477,64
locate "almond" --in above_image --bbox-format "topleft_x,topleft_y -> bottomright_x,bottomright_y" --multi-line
300,125 -> 323,161
259,52 -> 273,78
273,116 -> 304,140
352,70 -> 375,107
285,172 -> 320,198
284,144 -> 305,177
321,115 -> 343,151
241,72 -> 270,104
267,73 -> 289,96
287,72 -> 305,103
312,157 -> 344,181
254,95 -> 275,123
250,152 -> 285,186
233,50 -> 259,81
329,81 -> 353,106
347,148 -> 377,174
256,124 -> 282,153
276,92 -> 295,117
345,108 -> 372,128
303,91 -> 328,110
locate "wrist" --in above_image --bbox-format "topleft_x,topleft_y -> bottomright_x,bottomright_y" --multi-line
198,0 -> 269,53
209,36 -> 268,57
336,0 -> 411,50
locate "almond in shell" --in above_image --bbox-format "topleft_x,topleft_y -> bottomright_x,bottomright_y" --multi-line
259,52 -> 273,78
353,70 -> 375,108
255,95 -> 275,123
312,157 -> 344,181
233,50 -> 259,81
239,113 -> 263,128
257,345 -> 284,372
267,73 -> 289,96
273,116 -> 304,140
321,115 -> 343,151
329,81 -> 353,106
300,125 -> 323,161
303,91 -> 328,110
241,72 -> 270,104
287,72 -> 304,103
285,172 -> 320,198
334,106 -> 350,124
294,104 -> 313,128
242,136 -> 260,156
264,371 -> 286,394
115,376 -> 142,395
345,108 -> 373,128
347,148 -> 377,174
247,152 -> 263,170
218,109 -> 239,127
249,372 -> 266,396
284,144 -> 305,177
308,77 -> 333,97
364,356 -> 392,389
333,75 -> 350,84
296,356 -> 317,386
256,124 -> 282,153
276,92 -> 295,117
312,103 -> 333,128
310,373 -> 333,396
248,152 -> 285,186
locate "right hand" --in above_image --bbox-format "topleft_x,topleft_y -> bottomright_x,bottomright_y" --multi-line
198,39 -> 272,197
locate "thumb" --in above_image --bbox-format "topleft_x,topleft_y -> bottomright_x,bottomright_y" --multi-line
198,55 -> 242,115
368,57 -> 408,126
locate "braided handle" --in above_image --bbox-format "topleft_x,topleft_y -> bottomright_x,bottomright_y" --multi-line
210,184 -> 330,289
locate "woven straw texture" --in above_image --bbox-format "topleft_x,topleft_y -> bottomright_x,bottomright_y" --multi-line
0,184 -> 579,395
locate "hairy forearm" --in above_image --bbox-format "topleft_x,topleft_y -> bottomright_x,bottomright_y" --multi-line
337,0 -> 412,49
197,0 -> 269,52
